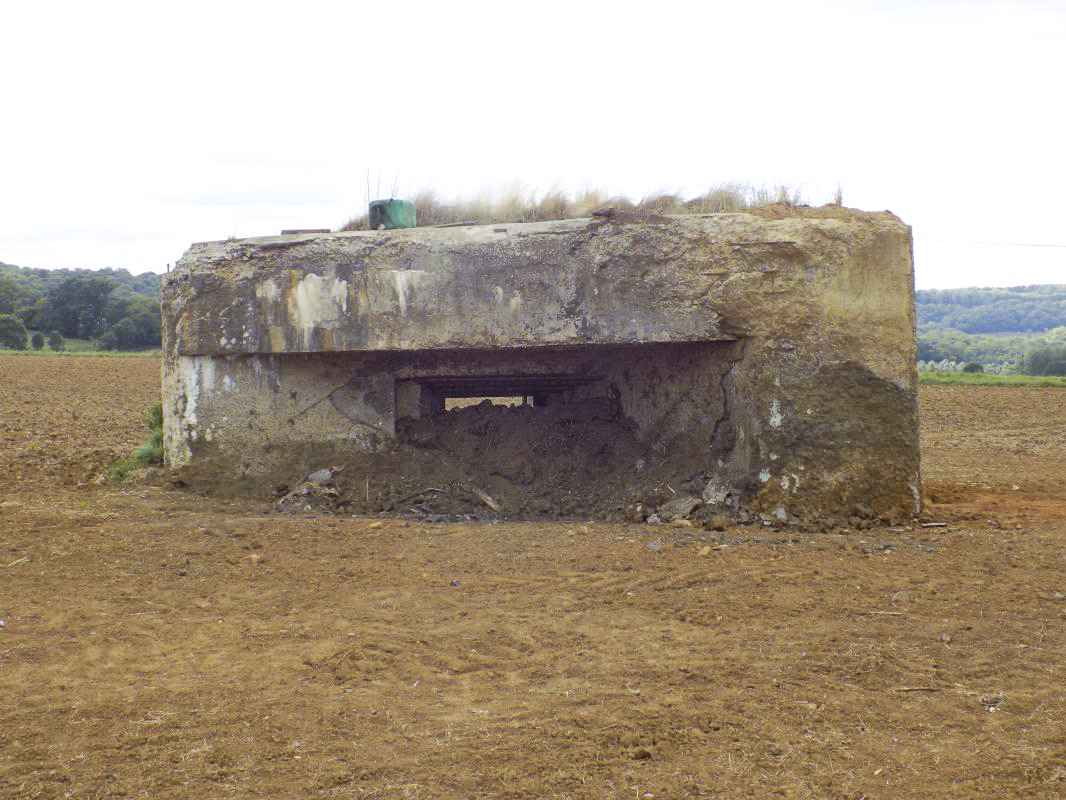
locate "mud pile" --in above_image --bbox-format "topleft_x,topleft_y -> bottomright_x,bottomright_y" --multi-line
280,398 -> 708,520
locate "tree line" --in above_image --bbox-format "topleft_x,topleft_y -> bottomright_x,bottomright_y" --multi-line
0,263 -> 160,350
916,285 -> 1066,374
916,328 -> 1066,374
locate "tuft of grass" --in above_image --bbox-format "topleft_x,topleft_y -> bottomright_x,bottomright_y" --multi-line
339,181 -> 820,231
918,371 -> 1066,387
110,400 -> 164,481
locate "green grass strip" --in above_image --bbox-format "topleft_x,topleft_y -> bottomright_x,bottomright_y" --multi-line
918,371 -> 1066,387
0,348 -> 159,357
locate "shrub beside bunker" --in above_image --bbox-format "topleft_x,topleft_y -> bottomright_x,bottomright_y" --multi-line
110,400 -> 164,481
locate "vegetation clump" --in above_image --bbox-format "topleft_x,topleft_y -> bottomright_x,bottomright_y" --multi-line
340,182 -> 817,231
110,400 -> 164,482
0,312 -> 29,349
1025,345 -> 1066,376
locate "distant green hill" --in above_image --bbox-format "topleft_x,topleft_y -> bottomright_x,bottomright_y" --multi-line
917,285 -> 1066,334
0,262 -> 160,350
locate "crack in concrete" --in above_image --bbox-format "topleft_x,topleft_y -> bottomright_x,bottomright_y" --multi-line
289,379 -> 389,437
289,380 -> 352,422
710,340 -> 748,454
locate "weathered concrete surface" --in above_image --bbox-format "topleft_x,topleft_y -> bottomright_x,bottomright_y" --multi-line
162,207 -> 919,520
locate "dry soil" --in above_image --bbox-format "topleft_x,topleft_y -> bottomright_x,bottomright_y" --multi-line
1,356 -> 1064,799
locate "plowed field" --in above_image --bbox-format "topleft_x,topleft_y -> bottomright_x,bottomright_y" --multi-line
2,356 -> 1064,799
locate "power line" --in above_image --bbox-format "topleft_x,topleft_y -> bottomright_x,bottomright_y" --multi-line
915,237 -> 1066,249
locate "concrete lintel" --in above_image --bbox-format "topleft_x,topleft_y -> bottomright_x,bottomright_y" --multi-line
163,210 -> 910,363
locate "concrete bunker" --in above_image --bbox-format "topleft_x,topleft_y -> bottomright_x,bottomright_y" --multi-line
161,207 -> 920,521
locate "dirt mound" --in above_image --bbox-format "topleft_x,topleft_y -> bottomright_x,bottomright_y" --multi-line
303,397 -> 705,520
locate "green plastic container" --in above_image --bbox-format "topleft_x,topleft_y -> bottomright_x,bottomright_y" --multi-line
369,199 -> 416,230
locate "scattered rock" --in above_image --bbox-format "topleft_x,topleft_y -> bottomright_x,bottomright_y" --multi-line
0,620 -> 6,628
645,514 -> 663,525
660,494 -> 701,520
1051,591 -> 1064,602
276,481 -> 341,513
449,579 -> 460,588
980,693 -> 1004,712
702,477 -> 729,506
646,540 -> 663,554
622,504 -> 646,523
305,467 -> 341,486
891,590 -> 910,605
704,514 -> 729,532
697,545 -> 712,557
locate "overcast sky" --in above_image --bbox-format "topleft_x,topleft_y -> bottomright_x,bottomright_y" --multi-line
1,0 -> 1063,289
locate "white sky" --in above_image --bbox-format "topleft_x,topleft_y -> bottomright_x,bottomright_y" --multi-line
1,0 -> 1063,289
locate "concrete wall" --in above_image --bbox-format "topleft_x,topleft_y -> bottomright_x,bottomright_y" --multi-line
162,207 -> 919,519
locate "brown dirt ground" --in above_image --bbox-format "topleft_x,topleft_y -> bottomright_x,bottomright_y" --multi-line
1,356 -> 1064,799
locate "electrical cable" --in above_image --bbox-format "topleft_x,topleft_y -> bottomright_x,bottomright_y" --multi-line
916,238 -> 1066,249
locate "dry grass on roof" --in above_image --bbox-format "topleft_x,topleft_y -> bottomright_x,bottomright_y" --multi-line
339,182 -> 837,231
